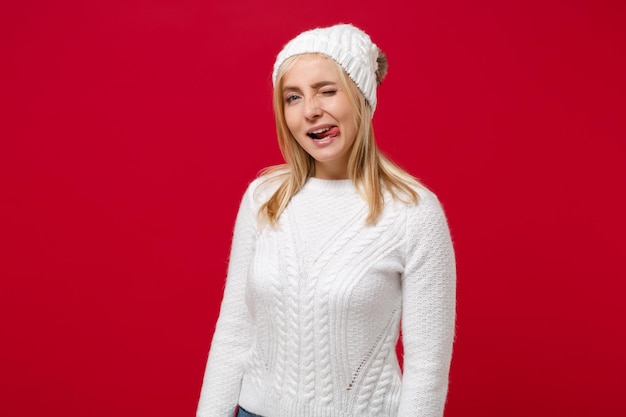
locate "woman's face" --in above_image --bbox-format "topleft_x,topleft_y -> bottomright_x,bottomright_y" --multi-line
281,54 -> 357,179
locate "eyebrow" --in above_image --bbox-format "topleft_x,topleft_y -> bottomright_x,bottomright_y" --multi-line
282,80 -> 338,94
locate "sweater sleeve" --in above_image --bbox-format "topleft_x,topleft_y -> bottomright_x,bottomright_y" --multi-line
398,190 -> 456,417
197,183 -> 257,417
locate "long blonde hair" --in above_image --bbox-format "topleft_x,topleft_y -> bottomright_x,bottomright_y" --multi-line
259,53 -> 421,226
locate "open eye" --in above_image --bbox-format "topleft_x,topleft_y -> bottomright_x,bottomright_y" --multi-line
285,94 -> 300,104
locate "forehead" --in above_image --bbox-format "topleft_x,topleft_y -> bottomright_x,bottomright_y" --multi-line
281,54 -> 341,85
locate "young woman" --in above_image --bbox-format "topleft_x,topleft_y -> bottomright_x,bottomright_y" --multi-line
197,24 -> 456,417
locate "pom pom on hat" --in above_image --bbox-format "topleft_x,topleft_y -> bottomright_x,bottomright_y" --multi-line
273,24 -> 380,114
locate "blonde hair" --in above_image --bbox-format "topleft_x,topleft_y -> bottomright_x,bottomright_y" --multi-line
259,53 -> 421,226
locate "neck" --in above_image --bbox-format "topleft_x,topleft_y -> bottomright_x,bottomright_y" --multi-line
313,161 -> 349,180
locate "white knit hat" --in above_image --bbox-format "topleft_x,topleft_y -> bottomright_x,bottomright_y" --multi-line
272,23 -> 380,114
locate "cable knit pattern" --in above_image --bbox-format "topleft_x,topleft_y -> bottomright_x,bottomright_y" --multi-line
197,176 -> 456,417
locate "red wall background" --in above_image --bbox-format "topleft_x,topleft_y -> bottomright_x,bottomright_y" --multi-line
1,1 -> 625,416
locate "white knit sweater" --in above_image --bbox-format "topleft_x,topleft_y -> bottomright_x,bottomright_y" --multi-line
197,176 -> 456,417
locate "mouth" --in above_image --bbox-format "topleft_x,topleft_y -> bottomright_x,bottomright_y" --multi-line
307,126 -> 339,140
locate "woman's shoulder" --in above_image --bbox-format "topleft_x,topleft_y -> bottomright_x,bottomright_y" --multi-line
384,178 -> 439,209
415,183 -> 442,208
398,182 -> 448,224
243,165 -> 289,206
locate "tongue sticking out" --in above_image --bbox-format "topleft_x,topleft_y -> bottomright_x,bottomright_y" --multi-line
310,127 -> 339,140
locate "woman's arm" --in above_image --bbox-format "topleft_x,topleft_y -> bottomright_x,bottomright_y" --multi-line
197,184 -> 257,417
398,189 -> 456,417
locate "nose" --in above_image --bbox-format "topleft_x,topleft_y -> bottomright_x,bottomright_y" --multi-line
304,96 -> 322,120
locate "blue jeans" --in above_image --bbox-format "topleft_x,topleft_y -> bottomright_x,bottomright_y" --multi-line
237,406 -> 263,417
